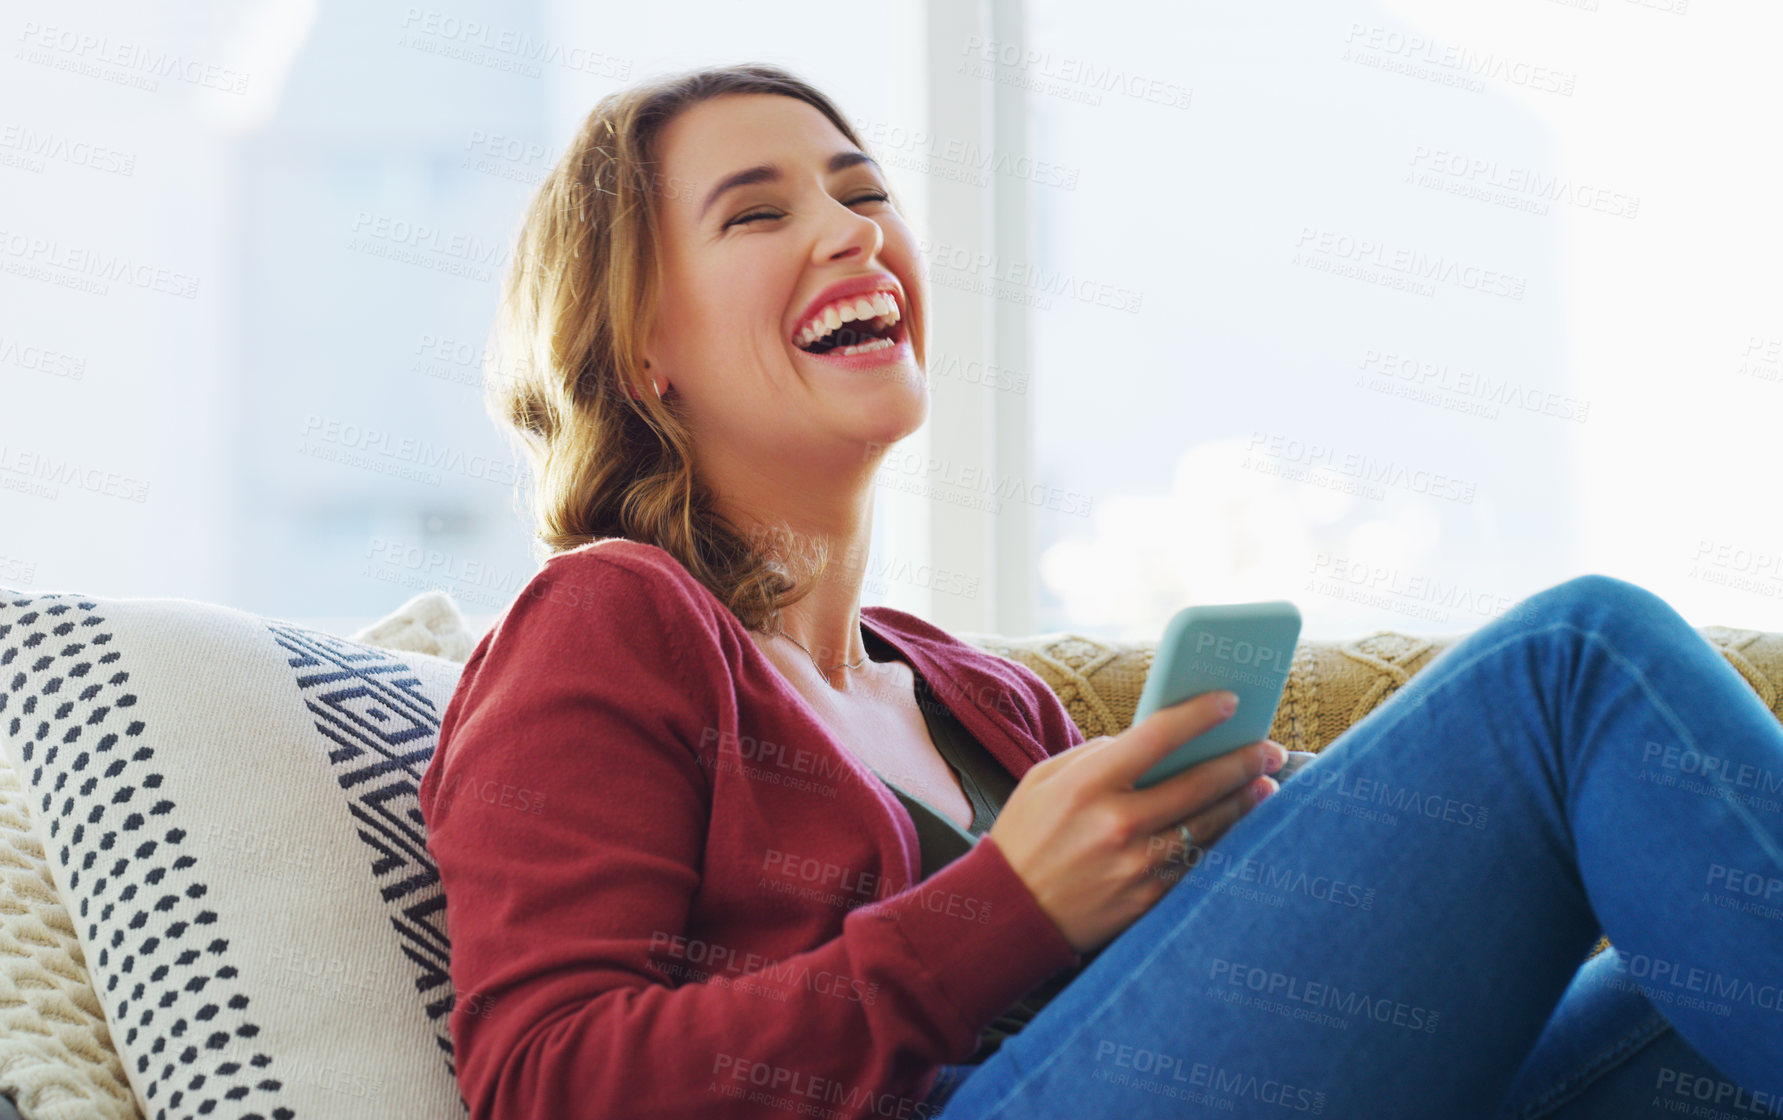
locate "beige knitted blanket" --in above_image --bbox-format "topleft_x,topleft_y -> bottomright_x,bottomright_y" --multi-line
965,624 -> 1783,751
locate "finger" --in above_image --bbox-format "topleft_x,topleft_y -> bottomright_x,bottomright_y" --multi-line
1022,733 -> 1117,789
1080,690 -> 1240,791
1179,773 -> 1277,850
1122,738 -> 1277,839
1143,775 -> 1277,881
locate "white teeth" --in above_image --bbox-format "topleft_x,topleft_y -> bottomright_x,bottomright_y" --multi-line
834,336 -> 896,356
802,288 -> 898,337
793,288 -> 903,349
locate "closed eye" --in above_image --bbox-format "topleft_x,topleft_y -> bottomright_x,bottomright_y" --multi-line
722,192 -> 892,231
724,208 -> 782,229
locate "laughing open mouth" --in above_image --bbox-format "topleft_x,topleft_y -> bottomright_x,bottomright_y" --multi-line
793,290 -> 904,357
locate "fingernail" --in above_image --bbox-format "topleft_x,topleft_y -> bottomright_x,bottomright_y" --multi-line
1220,691 -> 1239,715
1254,776 -> 1278,804
1265,742 -> 1287,773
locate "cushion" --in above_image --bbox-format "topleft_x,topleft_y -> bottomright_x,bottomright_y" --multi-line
0,588 -> 477,1119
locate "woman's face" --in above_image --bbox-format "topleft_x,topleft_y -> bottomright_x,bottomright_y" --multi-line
644,92 -> 929,488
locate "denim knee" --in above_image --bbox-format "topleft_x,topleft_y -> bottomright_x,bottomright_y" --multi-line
1513,573 -> 1671,637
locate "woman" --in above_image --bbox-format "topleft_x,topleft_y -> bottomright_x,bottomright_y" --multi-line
417,63 -> 1783,1120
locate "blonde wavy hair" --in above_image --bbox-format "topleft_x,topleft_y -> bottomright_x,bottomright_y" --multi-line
486,63 -> 897,633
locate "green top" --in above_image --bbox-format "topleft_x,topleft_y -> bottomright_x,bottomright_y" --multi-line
860,627 -> 1091,1065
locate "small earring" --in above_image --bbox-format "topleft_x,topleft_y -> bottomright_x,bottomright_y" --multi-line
651,380 -> 661,398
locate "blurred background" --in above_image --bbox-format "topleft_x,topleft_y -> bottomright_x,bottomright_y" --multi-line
3,0 -> 1780,644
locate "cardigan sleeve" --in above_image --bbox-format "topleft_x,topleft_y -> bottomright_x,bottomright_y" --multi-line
419,550 -> 1082,1120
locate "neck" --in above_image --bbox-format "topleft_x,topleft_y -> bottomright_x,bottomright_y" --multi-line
718,497 -> 879,677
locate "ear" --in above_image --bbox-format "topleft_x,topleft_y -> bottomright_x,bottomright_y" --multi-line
624,359 -> 663,402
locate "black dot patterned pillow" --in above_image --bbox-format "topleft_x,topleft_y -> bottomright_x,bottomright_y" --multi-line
0,590 -> 470,1120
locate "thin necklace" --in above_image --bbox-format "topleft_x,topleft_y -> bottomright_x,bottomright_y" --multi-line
772,620 -> 870,689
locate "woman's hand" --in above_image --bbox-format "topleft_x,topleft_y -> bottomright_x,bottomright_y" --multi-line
985,691 -> 1286,955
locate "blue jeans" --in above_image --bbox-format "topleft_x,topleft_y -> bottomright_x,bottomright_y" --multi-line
925,575 -> 1783,1119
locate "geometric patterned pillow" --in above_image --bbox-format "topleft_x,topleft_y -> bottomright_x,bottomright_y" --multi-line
0,589 -> 471,1119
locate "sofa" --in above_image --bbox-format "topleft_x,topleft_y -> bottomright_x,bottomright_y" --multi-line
3,582 -> 1780,1120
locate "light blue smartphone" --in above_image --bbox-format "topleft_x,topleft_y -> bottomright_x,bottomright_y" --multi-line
1130,600 -> 1302,790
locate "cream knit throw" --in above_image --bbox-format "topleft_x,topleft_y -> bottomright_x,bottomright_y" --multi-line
0,764 -> 140,1120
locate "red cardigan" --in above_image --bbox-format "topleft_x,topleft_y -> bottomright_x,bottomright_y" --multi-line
419,538 -> 1087,1120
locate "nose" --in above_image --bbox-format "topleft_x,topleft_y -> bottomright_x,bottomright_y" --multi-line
813,197 -> 884,264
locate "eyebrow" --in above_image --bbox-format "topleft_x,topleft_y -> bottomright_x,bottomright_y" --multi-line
697,150 -> 880,220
